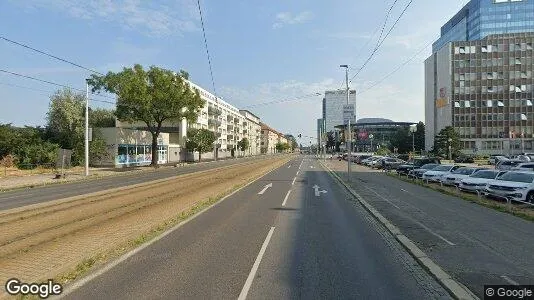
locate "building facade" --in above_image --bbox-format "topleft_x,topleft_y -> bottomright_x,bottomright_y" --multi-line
432,0 -> 534,52
239,110 -> 262,156
426,32 -> 534,154
317,118 -> 325,146
323,89 -> 356,133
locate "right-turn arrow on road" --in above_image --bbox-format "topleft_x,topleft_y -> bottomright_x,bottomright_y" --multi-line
312,184 -> 327,197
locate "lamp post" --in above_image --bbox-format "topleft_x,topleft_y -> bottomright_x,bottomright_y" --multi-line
85,79 -> 90,176
409,125 -> 417,154
448,138 -> 452,161
340,64 -> 351,182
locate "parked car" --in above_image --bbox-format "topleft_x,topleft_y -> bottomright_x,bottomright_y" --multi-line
454,155 -> 475,163
514,154 -> 531,162
495,160 -> 523,170
355,155 -> 373,164
488,155 -> 508,165
511,162 -> 534,172
422,165 -> 463,182
362,156 -> 383,166
484,171 -> 534,203
396,157 -> 441,175
408,163 -> 440,178
440,167 -> 486,186
376,157 -> 406,170
458,169 -> 507,193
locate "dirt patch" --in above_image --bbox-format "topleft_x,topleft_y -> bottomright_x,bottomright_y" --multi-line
0,156 -> 290,298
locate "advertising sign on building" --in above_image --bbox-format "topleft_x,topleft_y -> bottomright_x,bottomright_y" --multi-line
436,87 -> 449,108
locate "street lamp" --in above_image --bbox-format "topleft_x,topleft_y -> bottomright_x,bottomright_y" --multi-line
409,125 -> 417,154
448,138 -> 452,161
340,64 -> 351,182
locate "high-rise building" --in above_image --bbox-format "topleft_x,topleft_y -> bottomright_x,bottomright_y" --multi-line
432,0 -> 534,53
425,0 -> 534,155
323,89 -> 356,133
317,118 -> 324,146
426,32 -> 534,155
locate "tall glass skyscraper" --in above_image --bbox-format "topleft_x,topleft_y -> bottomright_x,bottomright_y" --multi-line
433,0 -> 534,52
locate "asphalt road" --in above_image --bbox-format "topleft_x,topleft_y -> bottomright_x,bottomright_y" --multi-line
0,155 -> 272,211
330,162 -> 534,298
62,155 -> 450,300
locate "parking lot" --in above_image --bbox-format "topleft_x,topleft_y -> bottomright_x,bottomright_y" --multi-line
322,157 -> 534,297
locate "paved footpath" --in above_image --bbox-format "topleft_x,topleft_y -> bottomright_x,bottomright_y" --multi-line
61,155 -> 449,300
324,159 -> 534,298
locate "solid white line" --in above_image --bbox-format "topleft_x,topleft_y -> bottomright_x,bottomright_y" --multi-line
411,218 -> 456,246
291,177 -> 296,185
238,227 -> 275,300
282,190 -> 291,206
296,171 -> 299,176
501,275 -> 519,285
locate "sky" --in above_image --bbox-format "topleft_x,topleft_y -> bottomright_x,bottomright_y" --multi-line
0,0 -> 469,143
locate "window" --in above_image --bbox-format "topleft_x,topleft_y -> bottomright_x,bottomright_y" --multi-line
464,101 -> 471,108
498,101 -> 504,107
521,114 -> 528,121
454,101 -> 460,108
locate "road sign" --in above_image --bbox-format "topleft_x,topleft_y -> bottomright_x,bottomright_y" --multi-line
343,104 -> 355,124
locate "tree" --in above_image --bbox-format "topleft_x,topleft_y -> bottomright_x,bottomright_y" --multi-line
90,108 -> 116,127
389,127 -> 412,154
88,64 -> 204,166
433,126 -> 461,158
375,146 -> 391,156
325,131 -> 335,151
0,124 -> 59,168
45,88 -> 108,166
185,128 -> 216,162
237,137 -> 250,153
284,134 -> 298,151
414,121 -> 425,152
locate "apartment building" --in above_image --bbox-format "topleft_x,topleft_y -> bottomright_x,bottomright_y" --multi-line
239,110 -> 262,156
260,123 -> 280,154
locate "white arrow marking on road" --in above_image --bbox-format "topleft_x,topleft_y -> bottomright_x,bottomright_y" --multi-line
312,184 -> 327,197
258,183 -> 273,195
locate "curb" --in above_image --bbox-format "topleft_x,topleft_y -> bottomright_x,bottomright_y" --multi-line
319,160 -> 479,300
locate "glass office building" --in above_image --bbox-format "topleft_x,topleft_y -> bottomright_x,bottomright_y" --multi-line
433,0 -> 534,52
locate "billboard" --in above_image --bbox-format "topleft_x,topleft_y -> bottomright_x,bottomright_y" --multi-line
435,87 -> 449,108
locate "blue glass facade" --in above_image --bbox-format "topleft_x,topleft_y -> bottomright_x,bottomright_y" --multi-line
433,0 -> 534,52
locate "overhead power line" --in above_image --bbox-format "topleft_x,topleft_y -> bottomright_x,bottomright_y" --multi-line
196,0 -> 218,101
242,92 -> 322,109
349,0 -> 414,83
0,68 -> 115,101
0,35 -> 104,76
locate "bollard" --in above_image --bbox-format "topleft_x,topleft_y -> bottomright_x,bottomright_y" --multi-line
476,190 -> 481,199
507,197 -> 512,212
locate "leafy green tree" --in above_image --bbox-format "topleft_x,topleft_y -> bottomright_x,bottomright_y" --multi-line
88,65 -> 204,166
414,121 -> 425,152
45,88 -> 108,166
433,126 -> 462,158
237,137 -> 250,152
186,128 -> 216,161
284,134 -> 298,150
375,146 -> 391,156
0,124 -> 59,168
90,108 -> 116,127
389,127 -> 411,154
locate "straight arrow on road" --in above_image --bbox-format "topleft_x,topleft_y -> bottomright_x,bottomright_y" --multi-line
258,183 -> 273,195
312,184 -> 327,197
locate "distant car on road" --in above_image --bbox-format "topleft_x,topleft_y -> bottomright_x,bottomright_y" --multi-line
484,171 -> 534,203
458,169 -> 507,193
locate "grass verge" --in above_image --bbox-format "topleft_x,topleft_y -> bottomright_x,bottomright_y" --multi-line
386,172 -> 534,222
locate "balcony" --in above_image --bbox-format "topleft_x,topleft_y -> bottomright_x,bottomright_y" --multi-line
208,106 -> 222,116
208,119 -> 221,127
227,124 -> 234,130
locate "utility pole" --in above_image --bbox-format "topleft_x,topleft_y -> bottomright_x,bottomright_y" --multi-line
340,65 -> 351,182
85,80 -> 90,176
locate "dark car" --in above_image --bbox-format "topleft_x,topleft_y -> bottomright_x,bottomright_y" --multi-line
408,163 -> 441,178
454,155 -> 475,163
396,157 -> 441,175
355,155 -> 372,164
376,157 -> 406,170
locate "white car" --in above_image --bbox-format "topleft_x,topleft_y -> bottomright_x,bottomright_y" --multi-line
512,162 -> 534,172
440,167 -> 486,186
422,165 -> 463,182
362,156 -> 383,166
458,170 -> 507,193
484,171 -> 534,203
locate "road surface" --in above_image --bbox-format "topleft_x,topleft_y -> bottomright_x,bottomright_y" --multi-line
0,156 -> 271,211
62,155 -> 449,300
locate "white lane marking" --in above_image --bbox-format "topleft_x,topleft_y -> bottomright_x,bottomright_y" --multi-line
238,227 -> 276,300
257,183 -> 273,195
296,171 -> 299,176
411,218 -> 456,246
292,177 -> 296,185
501,275 -> 519,285
288,165 -> 291,168
0,193 -> 33,200
282,190 -> 291,206
361,186 -> 401,209
400,189 -> 408,193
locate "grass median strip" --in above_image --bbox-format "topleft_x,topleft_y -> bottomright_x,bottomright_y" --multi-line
387,172 -> 534,222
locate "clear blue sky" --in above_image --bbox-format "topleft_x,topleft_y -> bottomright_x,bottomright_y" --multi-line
0,0 -> 468,143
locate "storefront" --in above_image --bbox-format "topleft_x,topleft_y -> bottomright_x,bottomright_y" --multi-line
95,128 -> 170,167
